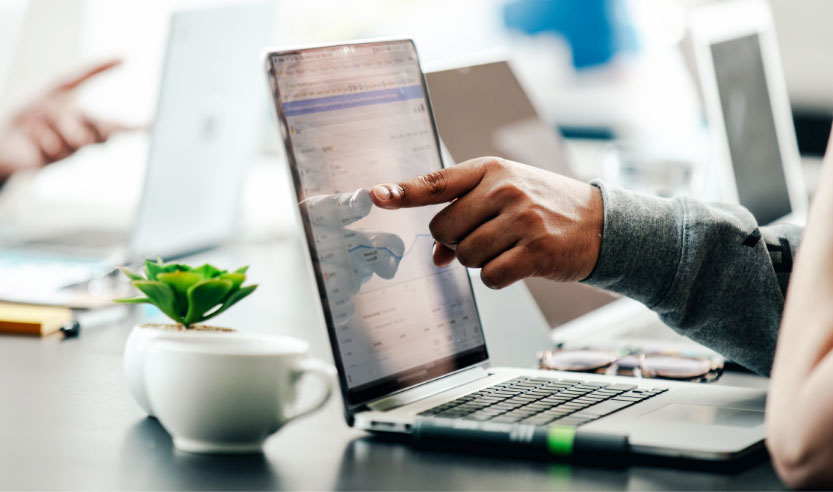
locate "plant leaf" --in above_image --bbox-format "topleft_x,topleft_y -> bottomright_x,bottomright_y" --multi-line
157,271 -> 202,292
132,280 -> 181,324
218,272 -> 245,292
183,279 -> 233,326
113,297 -> 151,304
144,259 -> 165,281
191,263 -> 223,279
118,266 -> 144,281
234,266 -> 249,275
200,284 -> 257,322
162,263 -> 190,274
158,271 -> 203,317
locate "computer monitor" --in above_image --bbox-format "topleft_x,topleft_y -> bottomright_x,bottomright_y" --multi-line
690,0 -> 807,225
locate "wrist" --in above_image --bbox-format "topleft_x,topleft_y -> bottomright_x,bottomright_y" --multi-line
577,184 -> 604,280
580,181 -> 684,307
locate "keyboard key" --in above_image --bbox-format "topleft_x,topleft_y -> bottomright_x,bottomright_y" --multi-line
572,398 -> 598,404
612,396 -> 644,402
579,400 -> 635,416
534,409 -> 564,417
621,391 -> 651,399
475,398 -> 502,405
605,383 -> 637,391
491,391 -> 520,398
582,382 -> 610,388
592,390 -> 623,397
550,418 -> 588,427
530,377 -> 559,384
582,395 -> 610,402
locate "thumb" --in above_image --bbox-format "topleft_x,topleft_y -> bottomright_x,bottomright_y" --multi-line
370,158 -> 489,210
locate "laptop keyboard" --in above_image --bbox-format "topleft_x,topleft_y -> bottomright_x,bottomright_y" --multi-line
418,376 -> 667,428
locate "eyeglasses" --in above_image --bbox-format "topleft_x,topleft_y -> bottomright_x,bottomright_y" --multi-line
537,347 -> 724,383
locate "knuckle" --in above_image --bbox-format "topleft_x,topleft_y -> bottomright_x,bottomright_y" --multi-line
480,265 -> 507,289
518,207 -> 545,229
480,268 -> 499,289
428,216 -> 450,244
481,157 -> 507,172
522,236 -> 551,258
456,230 -> 496,268
418,171 -> 447,197
397,183 -> 412,203
455,243 -> 478,267
491,182 -> 524,202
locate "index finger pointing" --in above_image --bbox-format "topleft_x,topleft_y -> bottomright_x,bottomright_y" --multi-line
58,58 -> 123,92
370,158 -> 490,210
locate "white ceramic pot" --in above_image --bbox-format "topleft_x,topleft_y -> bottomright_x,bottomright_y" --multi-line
123,323 -> 234,417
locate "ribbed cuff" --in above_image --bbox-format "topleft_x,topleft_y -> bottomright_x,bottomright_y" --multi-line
581,180 -> 685,308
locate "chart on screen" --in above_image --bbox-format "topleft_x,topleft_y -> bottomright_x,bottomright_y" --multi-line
272,41 -> 485,388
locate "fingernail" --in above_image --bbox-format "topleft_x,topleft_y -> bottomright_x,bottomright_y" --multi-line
372,185 -> 392,201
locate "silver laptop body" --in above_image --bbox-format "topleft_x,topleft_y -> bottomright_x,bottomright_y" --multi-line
265,39 -> 766,463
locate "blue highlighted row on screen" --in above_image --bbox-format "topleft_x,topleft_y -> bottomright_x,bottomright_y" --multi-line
283,85 -> 423,116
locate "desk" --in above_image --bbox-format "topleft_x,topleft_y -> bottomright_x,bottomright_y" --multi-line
0,240 -> 784,490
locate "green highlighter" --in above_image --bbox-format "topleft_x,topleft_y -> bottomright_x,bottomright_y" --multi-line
412,418 -> 629,459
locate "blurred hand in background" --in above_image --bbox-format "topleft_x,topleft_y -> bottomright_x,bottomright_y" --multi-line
0,59 -> 131,181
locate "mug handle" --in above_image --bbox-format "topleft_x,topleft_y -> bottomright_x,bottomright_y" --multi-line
284,358 -> 336,422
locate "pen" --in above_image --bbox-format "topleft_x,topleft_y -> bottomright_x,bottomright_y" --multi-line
412,417 -> 629,460
61,305 -> 128,338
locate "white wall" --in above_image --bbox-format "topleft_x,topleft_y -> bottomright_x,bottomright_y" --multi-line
770,0 -> 833,110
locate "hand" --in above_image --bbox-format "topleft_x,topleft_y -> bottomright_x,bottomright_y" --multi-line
0,59 -> 129,180
370,157 -> 603,289
302,189 -> 405,325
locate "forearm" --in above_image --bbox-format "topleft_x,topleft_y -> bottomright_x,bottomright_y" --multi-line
582,181 -> 801,375
767,158 -> 833,488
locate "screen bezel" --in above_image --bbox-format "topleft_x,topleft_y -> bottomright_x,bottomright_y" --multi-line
264,39 -> 490,416
688,0 -> 807,223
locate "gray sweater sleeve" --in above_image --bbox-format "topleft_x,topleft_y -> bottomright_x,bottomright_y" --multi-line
581,181 -> 802,376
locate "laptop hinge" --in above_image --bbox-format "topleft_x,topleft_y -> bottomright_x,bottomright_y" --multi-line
366,365 -> 490,412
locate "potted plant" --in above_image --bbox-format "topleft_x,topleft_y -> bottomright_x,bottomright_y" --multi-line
117,258 -> 257,417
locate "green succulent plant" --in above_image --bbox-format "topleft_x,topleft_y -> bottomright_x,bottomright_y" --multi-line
115,258 -> 258,328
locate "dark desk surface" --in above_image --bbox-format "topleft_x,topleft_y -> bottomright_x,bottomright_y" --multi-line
0,240 -> 784,490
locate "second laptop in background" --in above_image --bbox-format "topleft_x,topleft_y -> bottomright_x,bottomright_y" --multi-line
0,2 -> 275,306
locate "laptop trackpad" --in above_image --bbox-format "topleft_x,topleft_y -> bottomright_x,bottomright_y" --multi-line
641,404 -> 763,428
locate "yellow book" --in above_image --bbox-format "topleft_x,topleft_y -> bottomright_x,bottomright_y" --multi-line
0,302 -> 72,336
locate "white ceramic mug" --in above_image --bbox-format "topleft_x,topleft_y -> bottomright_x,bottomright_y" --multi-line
144,334 -> 333,454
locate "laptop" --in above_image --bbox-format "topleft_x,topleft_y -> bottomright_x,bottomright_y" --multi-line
689,0 -> 808,225
265,39 -> 767,462
0,2 -> 274,306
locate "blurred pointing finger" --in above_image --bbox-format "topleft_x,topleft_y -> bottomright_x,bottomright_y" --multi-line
58,58 -> 123,92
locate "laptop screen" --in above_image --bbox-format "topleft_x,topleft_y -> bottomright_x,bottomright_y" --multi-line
267,40 -> 488,405
710,33 -> 793,225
